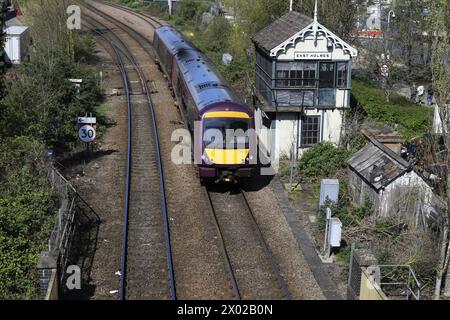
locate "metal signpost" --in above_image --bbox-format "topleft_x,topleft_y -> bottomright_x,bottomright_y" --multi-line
77,114 -> 97,157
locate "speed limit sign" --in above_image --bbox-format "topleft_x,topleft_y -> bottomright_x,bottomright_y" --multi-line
79,125 -> 96,143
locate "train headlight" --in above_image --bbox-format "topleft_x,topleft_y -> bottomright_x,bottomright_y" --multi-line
202,154 -> 213,165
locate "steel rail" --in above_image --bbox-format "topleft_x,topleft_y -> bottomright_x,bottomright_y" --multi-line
85,4 -> 251,300
86,1 -> 162,61
204,188 -> 242,300
86,2 -> 288,300
82,17 -> 133,300
87,2 -> 290,300
206,187 -> 293,300
240,190 -> 293,300
82,12 -> 176,300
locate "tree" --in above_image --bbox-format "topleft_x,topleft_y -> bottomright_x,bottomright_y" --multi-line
293,0 -> 357,40
0,8 -> 5,100
224,0 -> 357,40
390,0 -> 431,83
178,0 -> 211,24
427,0 -> 450,300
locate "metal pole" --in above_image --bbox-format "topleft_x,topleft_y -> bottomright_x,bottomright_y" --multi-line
347,242 -> 356,294
326,215 -> 332,259
323,207 -> 332,257
289,144 -> 295,185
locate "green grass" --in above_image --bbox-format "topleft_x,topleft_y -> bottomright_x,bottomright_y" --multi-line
352,78 -> 433,140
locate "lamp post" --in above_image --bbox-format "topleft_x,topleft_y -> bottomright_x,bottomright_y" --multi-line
385,9 -> 395,55
387,10 -> 395,33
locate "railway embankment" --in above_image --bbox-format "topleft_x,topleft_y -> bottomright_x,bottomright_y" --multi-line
0,0 -> 104,299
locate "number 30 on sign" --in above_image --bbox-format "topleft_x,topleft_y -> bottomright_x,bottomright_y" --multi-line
79,125 -> 96,143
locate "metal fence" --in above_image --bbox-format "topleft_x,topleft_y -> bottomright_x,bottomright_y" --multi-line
40,168 -> 100,299
347,244 -> 362,300
377,265 -> 421,300
347,244 -> 421,300
47,169 -> 78,286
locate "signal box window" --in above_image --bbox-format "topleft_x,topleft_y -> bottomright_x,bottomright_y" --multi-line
336,62 -> 348,88
301,116 -> 320,147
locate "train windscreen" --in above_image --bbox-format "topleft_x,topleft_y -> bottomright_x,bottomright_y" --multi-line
203,118 -> 250,150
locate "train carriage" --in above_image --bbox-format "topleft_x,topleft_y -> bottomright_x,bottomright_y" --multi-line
154,26 -> 257,184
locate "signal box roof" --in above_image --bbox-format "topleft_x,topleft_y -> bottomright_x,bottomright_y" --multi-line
253,11 -> 313,54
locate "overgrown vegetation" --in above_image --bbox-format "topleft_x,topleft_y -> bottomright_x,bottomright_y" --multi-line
297,142 -> 353,179
0,0 -> 103,298
0,137 -> 57,299
352,78 -> 433,140
316,197 -> 439,292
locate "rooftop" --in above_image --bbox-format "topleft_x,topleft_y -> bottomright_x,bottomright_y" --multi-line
361,125 -> 404,144
4,25 -> 28,35
252,11 -> 313,54
348,138 -> 411,190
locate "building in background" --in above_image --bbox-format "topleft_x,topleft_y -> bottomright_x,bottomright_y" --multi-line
2,2 -> 30,65
252,3 -> 357,163
3,25 -> 30,64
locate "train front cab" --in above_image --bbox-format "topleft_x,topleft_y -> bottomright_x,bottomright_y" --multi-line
198,110 -> 257,184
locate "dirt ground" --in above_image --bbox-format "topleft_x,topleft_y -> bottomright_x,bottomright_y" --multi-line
243,179 -> 326,300
61,37 -> 128,299
284,180 -> 349,298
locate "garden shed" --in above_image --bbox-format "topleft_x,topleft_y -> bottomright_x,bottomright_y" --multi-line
348,138 -> 443,228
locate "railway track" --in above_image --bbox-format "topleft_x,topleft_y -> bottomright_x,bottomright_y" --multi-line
85,1 -> 161,55
85,1 -> 294,300
82,12 -> 175,300
206,187 -> 293,300
99,1 -> 165,29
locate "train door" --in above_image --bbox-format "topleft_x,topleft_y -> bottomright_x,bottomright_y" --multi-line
173,64 -> 190,130
180,84 -> 192,131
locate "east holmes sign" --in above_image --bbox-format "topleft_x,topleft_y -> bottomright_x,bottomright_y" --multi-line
294,52 -> 332,60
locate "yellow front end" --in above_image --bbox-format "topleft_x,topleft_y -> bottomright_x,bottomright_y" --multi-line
202,111 -> 251,166
204,148 -> 249,165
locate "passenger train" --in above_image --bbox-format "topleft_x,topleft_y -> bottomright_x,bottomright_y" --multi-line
153,26 -> 257,184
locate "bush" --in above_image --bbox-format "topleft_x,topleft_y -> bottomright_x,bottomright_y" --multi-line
352,78 -> 432,140
297,142 -> 352,179
0,54 -> 103,151
318,197 -> 373,230
0,137 -> 56,299
178,0 -> 210,24
203,16 -> 232,52
0,1 -> 103,299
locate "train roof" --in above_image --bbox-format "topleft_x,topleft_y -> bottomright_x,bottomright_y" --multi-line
154,26 -> 194,55
176,48 -> 245,112
155,26 -> 251,114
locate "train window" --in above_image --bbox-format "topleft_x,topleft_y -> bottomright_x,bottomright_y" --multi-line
203,118 -> 250,149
